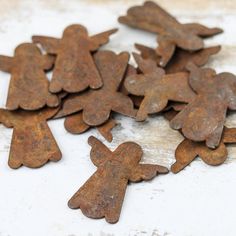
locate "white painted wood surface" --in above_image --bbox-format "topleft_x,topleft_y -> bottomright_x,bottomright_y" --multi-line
0,1 -> 235,235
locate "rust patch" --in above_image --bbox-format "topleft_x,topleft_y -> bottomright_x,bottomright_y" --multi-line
171,127 -> 236,173
124,53 -> 195,121
170,62 -> 236,148
119,1 -> 222,66
68,136 -> 168,223
64,112 -> 117,142
32,25 -> 117,93
0,107 -> 62,169
54,50 -> 136,126
120,64 -> 144,108
135,43 -> 221,74
0,43 -> 59,110
165,110 -> 236,173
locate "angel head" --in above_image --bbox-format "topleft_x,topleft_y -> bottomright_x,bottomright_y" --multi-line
114,142 -> 143,166
63,24 -> 88,38
15,43 -> 42,57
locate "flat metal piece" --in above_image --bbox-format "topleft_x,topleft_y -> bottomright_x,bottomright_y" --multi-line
120,65 -> 144,108
64,112 -> 117,142
135,43 -> 221,74
32,25 -> 117,93
124,53 -> 195,121
68,136 -> 169,223
0,43 -> 59,110
54,51 -> 136,126
164,110 -> 235,173
119,1 -> 222,66
170,63 -> 236,148
0,107 -> 62,169
164,102 -> 187,113
171,128 -> 236,173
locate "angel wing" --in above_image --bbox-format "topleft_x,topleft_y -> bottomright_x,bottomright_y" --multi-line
88,136 -> 112,167
89,28 -> 118,51
0,109 -> 14,128
183,23 -> 223,37
32,36 -> 60,54
0,55 -> 14,73
129,164 -> 169,182
133,53 -> 165,75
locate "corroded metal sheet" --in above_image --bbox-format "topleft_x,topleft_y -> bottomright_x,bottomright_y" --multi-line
68,136 -> 168,223
172,128 -> 236,173
0,43 -> 59,110
54,51 -> 136,126
118,1 -> 222,66
0,107 -> 62,169
124,53 -> 195,121
170,62 -> 236,148
64,112 -> 117,142
33,25 -> 117,93
135,43 -> 221,74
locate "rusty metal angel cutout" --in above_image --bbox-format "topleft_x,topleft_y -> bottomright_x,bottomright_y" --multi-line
54,50 -> 136,126
170,62 -> 236,149
64,112 -> 117,142
32,25 -> 118,93
124,53 -> 195,121
171,127 -> 236,173
0,107 -> 62,169
0,43 -> 59,110
118,1 -> 223,66
135,43 -> 221,74
164,110 -> 236,173
68,136 -> 168,223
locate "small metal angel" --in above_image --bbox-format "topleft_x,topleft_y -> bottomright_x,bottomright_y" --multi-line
68,136 -> 168,223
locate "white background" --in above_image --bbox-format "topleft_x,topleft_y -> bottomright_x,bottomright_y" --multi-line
0,0 -> 236,236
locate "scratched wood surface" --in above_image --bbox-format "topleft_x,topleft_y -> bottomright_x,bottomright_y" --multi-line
0,1 -> 236,236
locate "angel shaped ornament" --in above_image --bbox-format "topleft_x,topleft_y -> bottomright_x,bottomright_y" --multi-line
164,110 -> 236,173
54,51 -> 136,126
68,136 -> 168,223
124,53 -> 195,121
0,107 -> 61,169
33,25 -> 117,93
64,112 -> 117,142
0,43 -> 59,110
119,1 -> 222,66
135,43 -> 221,74
170,63 -> 236,148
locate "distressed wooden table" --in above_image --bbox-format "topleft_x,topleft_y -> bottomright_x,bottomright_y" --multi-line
0,0 -> 235,236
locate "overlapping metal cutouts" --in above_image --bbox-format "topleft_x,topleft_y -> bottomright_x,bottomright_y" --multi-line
0,1 -> 234,224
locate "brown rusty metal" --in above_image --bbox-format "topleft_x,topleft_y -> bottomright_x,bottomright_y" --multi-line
64,112 -> 117,142
164,102 -> 187,113
64,112 -> 90,134
124,53 -> 195,121
163,109 -> 179,122
120,64 -> 137,96
32,25 -> 118,93
97,119 -> 117,143
171,127 -> 236,173
164,110 -> 236,173
170,62 -> 236,149
0,43 -> 59,110
54,51 -> 136,126
120,64 -> 144,108
68,136 -> 169,223
118,1 -> 223,66
135,43 -> 221,74
0,107 -> 62,169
